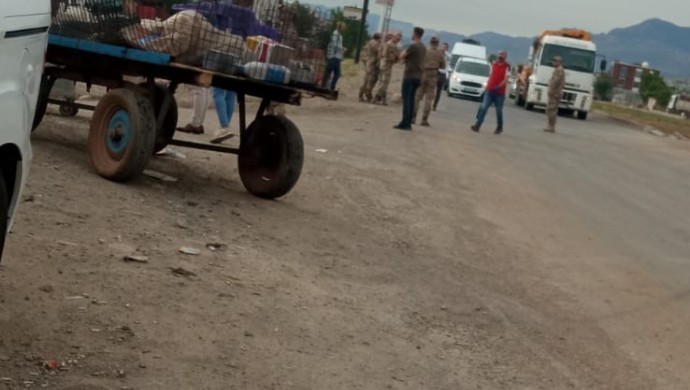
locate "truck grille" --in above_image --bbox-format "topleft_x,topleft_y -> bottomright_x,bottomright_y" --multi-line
562,92 -> 576,103
461,81 -> 483,88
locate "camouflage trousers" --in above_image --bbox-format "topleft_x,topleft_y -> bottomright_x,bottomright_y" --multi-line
546,97 -> 559,129
359,63 -> 379,100
374,67 -> 393,103
414,71 -> 438,121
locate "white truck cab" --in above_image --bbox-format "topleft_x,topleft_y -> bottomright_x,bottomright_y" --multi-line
524,35 -> 597,120
0,0 -> 50,261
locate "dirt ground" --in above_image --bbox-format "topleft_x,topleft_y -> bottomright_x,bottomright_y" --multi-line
1,65 -> 689,389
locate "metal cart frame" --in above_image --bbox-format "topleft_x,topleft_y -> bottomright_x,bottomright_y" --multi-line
34,35 -> 338,199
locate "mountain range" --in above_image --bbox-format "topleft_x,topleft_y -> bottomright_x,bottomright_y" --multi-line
365,16 -> 690,79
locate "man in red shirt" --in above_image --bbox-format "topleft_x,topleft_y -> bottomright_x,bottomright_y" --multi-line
471,50 -> 510,134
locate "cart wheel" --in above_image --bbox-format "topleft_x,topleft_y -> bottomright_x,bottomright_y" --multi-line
137,83 -> 178,153
88,88 -> 156,182
238,115 -> 304,199
59,102 -> 79,117
32,74 -> 55,132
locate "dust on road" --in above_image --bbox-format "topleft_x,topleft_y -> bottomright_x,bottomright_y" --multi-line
1,72 -> 689,389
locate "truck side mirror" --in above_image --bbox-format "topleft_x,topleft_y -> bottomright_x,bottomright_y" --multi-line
600,60 -> 607,72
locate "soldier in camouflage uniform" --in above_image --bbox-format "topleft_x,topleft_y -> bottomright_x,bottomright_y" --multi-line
544,56 -> 565,133
359,33 -> 383,102
413,36 -> 446,126
373,32 -> 402,105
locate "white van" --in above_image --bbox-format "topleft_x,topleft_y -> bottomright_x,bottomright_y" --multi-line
447,57 -> 491,99
0,0 -> 51,261
449,42 -> 487,70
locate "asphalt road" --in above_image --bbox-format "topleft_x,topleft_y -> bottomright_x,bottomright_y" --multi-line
430,94 -> 690,387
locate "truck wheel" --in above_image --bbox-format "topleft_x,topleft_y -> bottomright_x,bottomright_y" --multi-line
238,115 -> 304,199
59,101 -> 79,117
577,111 -> 588,120
137,83 -> 178,153
88,88 -> 156,182
0,175 -> 8,263
516,92 -> 525,107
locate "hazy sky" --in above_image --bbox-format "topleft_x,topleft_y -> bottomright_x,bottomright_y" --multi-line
317,0 -> 688,36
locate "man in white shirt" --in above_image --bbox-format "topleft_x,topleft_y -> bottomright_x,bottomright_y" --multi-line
322,22 -> 346,91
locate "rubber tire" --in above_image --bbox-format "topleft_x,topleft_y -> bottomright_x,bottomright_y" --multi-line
32,74 -> 55,132
577,111 -> 588,120
88,88 -> 156,182
137,83 -> 178,153
0,176 -> 8,263
59,102 -> 79,117
516,92 -> 525,107
238,115 -> 304,199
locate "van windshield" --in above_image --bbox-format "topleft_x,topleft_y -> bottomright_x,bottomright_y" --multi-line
540,44 -> 595,73
455,61 -> 490,77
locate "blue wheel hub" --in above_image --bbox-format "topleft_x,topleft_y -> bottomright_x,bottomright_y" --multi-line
106,109 -> 132,154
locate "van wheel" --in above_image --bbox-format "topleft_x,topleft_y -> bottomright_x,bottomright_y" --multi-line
0,175 -> 8,263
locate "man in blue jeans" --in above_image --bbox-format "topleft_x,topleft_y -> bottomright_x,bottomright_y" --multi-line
394,27 -> 426,131
322,22 -> 346,91
472,50 -> 510,134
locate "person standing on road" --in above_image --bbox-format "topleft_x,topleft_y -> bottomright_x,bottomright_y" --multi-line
359,33 -> 382,102
471,50 -> 510,134
373,32 -> 402,106
210,88 -> 238,144
413,36 -> 446,127
394,27 -> 426,131
322,22 -> 346,91
433,42 -> 449,111
544,56 -> 566,133
177,86 -> 209,135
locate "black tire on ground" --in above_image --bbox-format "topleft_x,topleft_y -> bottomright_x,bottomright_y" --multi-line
32,74 -> 55,132
88,88 -> 156,182
0,175 -> 8,263
577,111 -> 588,120
137,83 -> 178,153
516,92 -> 526,107
59,102 -> 79,117
238,115 -> 304,199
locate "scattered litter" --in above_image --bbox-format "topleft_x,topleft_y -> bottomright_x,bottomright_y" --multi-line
155,146 -> 186,159
170,267 -> 196,277
440,305 -> 448,311
57,240 -> 79,247
206,243 -> 227,252
179,247 -> 201,256
64,296 -> 86,300
39,285 -> 54,293
23,195 -> 36,203
0,378 -> 12,382
90,328 -> 101,333
143,169 -> 178,183
43,360 -> 59,370
315,148 -> 329,153
244,331 -> 254,338
123,255 -> 149,264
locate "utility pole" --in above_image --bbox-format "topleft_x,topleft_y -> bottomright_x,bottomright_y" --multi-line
380,0 -> 394,34
354,0 -> 370,64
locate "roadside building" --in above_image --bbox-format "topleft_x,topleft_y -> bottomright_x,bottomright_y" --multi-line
612,61 -> 659,93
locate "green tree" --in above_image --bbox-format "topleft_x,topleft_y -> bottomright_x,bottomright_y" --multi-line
594,72 -> 614,101
640,71 -> 672,108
